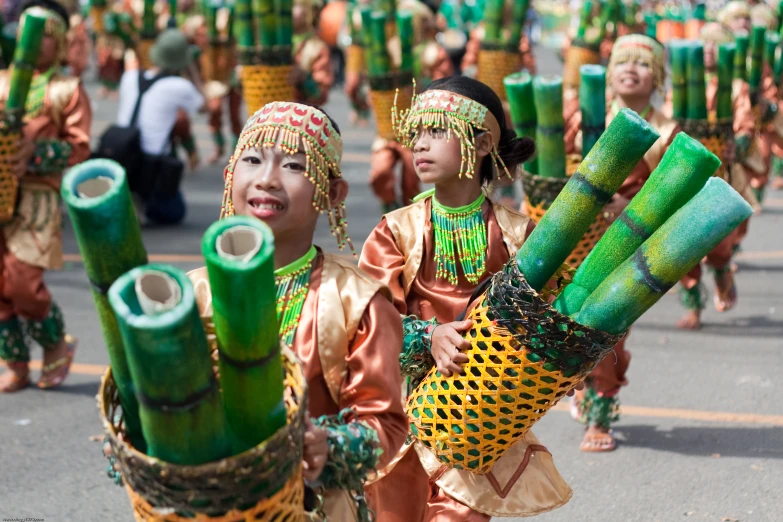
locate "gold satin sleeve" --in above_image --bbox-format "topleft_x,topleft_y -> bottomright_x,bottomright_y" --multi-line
62,83 -> 94,167
358,218 -> 409,315
340,294 -> 408,469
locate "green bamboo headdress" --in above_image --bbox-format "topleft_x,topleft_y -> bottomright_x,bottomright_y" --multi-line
393,86 -> 509,180
221,102 -> 353,253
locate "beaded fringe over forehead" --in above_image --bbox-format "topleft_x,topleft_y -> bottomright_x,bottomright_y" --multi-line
608,34 -> 665,90
393,87 -> 510,180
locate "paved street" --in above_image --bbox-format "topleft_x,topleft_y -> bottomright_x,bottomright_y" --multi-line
0,45 -> 781,522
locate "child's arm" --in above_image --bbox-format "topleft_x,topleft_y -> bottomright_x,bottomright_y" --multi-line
358,219 -> 408,314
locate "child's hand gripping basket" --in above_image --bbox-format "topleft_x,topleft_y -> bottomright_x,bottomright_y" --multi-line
99,344 -> 308,522
0,111 -> 22,224
406,260 -> 623,474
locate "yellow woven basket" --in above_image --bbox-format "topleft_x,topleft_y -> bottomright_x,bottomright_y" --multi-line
345,45 -> 365,75
0,128 -> 20,224
91,5 -> 107,34
370,86 -> 411,141
684,119 -> 731,181
476,49 -> 520,102
241,64 -> 295,115
563,45 -> 600,90
136,39 -> 155,71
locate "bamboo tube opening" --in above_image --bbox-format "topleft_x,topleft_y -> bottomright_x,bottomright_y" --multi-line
135,271 -> 182,315
216,226 -> 263,263
76,176 -> 114,199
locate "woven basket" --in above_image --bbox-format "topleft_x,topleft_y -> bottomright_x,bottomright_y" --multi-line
563,44 -> 600,90
683,119 -> 732,182
345,45 -> 365,75
407,260 -> 623,474
0,124 -> 20,224
241,64 -> 295,115
99,345 -> 308,520
137,39 -> 155,71
370,86 -> 411,141
476,49 -> 520,102
91,5 -> 107,34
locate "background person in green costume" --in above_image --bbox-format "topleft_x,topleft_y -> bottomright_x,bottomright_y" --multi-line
290,0 -> 334,106
187,101 -> 408,520
0,0 -> 92,392
564,34 -> 680,452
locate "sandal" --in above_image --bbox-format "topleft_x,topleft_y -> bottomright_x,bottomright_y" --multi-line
38,335 -> 77,389
579,428 -> 617,453
0,361 -> 31,393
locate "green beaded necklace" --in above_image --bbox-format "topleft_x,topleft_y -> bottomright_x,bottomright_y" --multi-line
275,246 -> 318,346
426,189 -> 488,285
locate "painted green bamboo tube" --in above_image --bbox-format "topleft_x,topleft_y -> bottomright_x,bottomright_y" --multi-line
686,43 -> 707,121
734,33 -> 749,81
141,0 -> 156,36
6,11 -> 44,112
277,0 -> 293,48
359,7 -> 374,74
717,43 -> 735,120
516,108 -> 660,291
61,160 -> 148,451
748,25 -> 766,91
483,0 -> 504,43
252,0 -> 276,48
765,32 -> 779,70
553,132 -> 720,315
576,0 -> 593,41
669,40 -> 688,120
168,0 -> 177,25
397,10 -> 414,74
1,22 -> 18,73
572,178 -> 753,334
579,64 -> 606,156
109,265 -> 230,465
504,71 -> 538,173
202,217 -> 286,455
778,2 -> 783,34
203,0 -> 218,40
369,11 -> 389,75
507,0 -> 530,48
533,76 -> 566,179
234,0 -> 254,48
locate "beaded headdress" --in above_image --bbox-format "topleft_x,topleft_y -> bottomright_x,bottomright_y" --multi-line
751,4 -> 778,31
221,102 -> 353,253
393,86 -> 509,180
699,22 -> 735,45
20,5 -> 67,63
718,1 -> 751,25
607,34 -> 665,90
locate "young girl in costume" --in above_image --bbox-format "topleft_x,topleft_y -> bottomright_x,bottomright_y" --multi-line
359,76 -> 571,522
564,34 -> 680,452
187,101 -> 408,520
0,0 -> 92,392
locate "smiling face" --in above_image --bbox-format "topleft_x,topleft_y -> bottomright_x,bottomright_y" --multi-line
703,41 -> 717,69
610,58 -> 655,98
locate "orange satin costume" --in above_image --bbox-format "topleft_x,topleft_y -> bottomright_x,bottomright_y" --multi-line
359,197 -> 571,522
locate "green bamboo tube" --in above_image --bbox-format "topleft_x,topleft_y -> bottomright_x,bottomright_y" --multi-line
778,2 -> 783,34
765,32 -> 779,70
717,43 -> 735,120
203,0 -> 218,40
252,0 -> 276,48
507,0 -> 530,48
483,0 -> 504,44
109,265 -> 231,465
397,10 -> 414,74
359,7 -> 374,74
141,0 -> 156,36
553,132 -> 720,315
572,177 -> 753,334
369,11 -> 390,76
202,217 -> 286,455
734,33 -> 749,81
576,0 -> 594,41
504,71 -> 538,173
669,40 -> 688,120
168,0 -> 177,25
532,76 -> 566,179
644,12 -> 658,39
6,11 -> 45,112
516,108 -> 660,291
686,43 -> 707,121
748,25 -> 766,91
579,64 -> 606,156
277,0 -> 293,48
234,0 -> 254,48
61,160 -> 148,451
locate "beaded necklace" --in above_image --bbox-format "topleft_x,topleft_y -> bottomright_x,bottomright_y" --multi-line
426,189 -> 488,285
275,246 -> 317,346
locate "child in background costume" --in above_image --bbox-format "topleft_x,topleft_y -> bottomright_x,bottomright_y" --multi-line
96,5 -> 136,98
359,76 -> 571,522
0,0 -> 92,392
187,102 -> 408,520
66,13 -> 90,78
564,34 -> 679,452
291,0 -> 334,106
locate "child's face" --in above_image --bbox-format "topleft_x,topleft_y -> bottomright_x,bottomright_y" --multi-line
230,138 -> 320,241
411,126 -> 469,184
703,42 -> 717,69
610,58 -> 655,99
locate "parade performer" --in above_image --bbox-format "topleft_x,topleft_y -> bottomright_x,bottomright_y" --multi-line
0,0 -> 91,392
359,75 -> 573,522
343,0 -> 371,124
563,35 -> 679,451
188,101 -> 409,519
66,13 -> 90,78
291,0 -> 333,106
96,5 -> 135,98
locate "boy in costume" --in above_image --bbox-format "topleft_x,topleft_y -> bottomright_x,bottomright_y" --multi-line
291,0 -> 334,106
187,101 -> 408,519
0,0 -> 92,392
564,34 -> 679,451
359,76 -> 571,522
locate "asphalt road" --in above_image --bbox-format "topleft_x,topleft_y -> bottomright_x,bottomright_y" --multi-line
0,45 -> 781,522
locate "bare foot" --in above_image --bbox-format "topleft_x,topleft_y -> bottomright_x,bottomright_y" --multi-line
713,270 -> 737,313
0,362 -> 30,393
569,388 -> 586,424
207,148 -> 224,165
676,310 -> 702,330
579,426 -> 616,452
38,335 -> 77,389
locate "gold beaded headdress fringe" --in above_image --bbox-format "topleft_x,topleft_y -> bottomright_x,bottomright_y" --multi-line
607,34 -> 665,91
392,84 -> 511,180
221,102 -> 354,254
